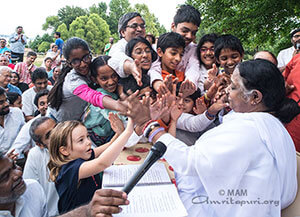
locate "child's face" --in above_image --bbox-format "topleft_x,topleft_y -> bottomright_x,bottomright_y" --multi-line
178,96 -> 194,113
172,22 -> 198,46
45,59 -> 53,68
200,42 -> 216,69
26,55 -> 37,65
158,47 -> 184,73
68,48 -> 91,76
64,125 -> 92,160
217,48 -> 243,74
131,42 -> 152,71
96,65 -> 118,93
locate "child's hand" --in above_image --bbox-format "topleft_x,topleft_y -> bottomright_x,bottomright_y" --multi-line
207,63 -> 218,83
109,113 -> 125,135
193,97 -> 207,115
170,104 -> 183,122
149,95 -> 169,120
179,80 -> 196,99
6,149 -> 18,161
208,94 -> 229,116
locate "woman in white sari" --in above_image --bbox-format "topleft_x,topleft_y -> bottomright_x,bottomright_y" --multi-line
122,59 -> 300,217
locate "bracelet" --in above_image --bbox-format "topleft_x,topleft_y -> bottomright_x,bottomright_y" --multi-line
142,120 -> 156,133
144,123 -> 160,138
148,127 -> 165,143
204,93 -> 210,101
205,110 -> 216,119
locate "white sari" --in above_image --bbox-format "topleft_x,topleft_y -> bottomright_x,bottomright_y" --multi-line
158,112 -> 297,217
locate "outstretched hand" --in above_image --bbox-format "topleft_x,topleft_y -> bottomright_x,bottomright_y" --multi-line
179,80 -> 196,99
108,113 -> 125,134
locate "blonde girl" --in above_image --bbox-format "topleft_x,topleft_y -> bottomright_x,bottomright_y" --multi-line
48,115 -> 133,214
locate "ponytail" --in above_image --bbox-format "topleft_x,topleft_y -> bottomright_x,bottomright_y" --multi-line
274,98 -> 300,124
48,64 -> 72,110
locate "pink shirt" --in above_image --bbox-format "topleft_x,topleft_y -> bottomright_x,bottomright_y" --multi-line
14,62 -> 37,84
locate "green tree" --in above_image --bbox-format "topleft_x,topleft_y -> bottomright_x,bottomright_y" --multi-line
56,23 -> 69,41
29,33 -> 53,52
186,0 -> 300,54
69,13 -> 111,54
134,3 -> 167,37
38,41 -> 51,53
108,0 -> 132,36
89,2 -> 109,21
42,16 -> 60,31
58,6 -> 87,29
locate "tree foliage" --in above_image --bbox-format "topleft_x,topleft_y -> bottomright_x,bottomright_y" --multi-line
58,6 -> 87,29
69,13 -> 111,54
186,0 -> 300,54
29,33 -> 53,52
134,3 -> 166,37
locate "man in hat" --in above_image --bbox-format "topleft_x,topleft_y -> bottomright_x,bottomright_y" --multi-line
277,28 -> 300,72
108,12 -> 149,86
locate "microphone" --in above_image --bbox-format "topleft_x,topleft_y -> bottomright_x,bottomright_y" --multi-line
122,141 -> 167,194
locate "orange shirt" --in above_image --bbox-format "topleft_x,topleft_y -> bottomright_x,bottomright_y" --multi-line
161,70 -> 185,82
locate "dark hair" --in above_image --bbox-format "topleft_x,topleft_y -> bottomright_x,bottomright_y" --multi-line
118,12 -> 143,38
11,71 -> 20,80
290,28 -> 300,38
125,36 -> 158,66
30,116 -> 53,144
48,37 -> 90,110
34,89 -> 49,107
119,73 -> 151,94
27,51 -> 37,58
32,67 -> 48,84
214,34 -> 244,60
146,33 -> 155,44
44,57 -> 53,63
157,32 -> 185,53
176,81 -> 201,102
173,5 -> 201,27
7,92 -> 21,105
239,59 -> 300,123
90,55 -> 111,78
55,32 -> 61,37
17,26 -> 23,29
196,33 -> 219,66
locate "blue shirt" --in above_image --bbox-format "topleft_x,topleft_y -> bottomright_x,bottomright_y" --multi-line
55,38 -> 64,55
7,83 -> 22,95
55,150 -> 102,214
0,47 -> 11,54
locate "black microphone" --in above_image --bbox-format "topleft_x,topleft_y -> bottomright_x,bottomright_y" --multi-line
122,141 -> 167,194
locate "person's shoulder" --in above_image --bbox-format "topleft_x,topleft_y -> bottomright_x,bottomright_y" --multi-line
22,87 -> 35,96
9,107 -> 23,116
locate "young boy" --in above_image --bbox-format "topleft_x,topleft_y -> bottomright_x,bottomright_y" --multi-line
14,51 -> 37,84
149,5 -> 202,91
214,34 -> 244,75
43,57 -> 54,78
156,32 -> 186,82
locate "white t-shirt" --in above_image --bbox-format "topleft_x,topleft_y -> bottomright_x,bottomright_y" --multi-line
277,46 -> 295,68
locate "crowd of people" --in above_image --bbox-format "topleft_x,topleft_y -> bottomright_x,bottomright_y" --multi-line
0,4 -> 300,217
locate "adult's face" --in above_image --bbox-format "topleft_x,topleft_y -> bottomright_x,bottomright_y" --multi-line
16,27 -> 23,34
10,73 -> 19,85
0,157 -> 26,204
131,42 -> 152,71
172,22 -> 198,46
34,119 -> 56,148
0,69 -> 11,87
0,39 -> 6,48
0,56 -> 9,66
121,16 -> 146,42
291,31 -> 300,47
34,78 -> 48,92
227,69 -> 252,113
0,94 -> 10,116
53,67 -> 61,80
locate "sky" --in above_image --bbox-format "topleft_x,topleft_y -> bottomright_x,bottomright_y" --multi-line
1,0 -> 186,39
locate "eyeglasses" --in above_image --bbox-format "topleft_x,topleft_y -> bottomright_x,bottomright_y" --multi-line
126,23 -> 146,29
133,48 -> 151,55
293,34 -> 300,39
69,53 -> 92,67
200,47 -> 214,53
